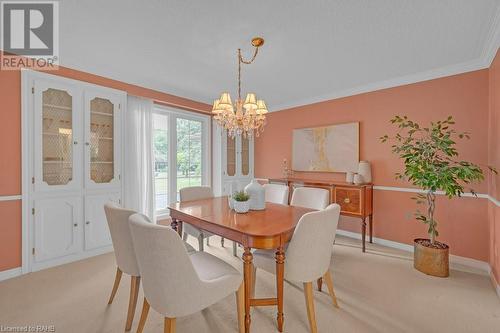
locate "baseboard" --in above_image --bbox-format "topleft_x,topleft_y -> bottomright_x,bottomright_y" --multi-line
0,267 -> 22,282
491,272 -> 500,300
336,229 -> 491,275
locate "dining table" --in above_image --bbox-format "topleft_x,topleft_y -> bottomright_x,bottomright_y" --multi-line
168,196 -> 314,333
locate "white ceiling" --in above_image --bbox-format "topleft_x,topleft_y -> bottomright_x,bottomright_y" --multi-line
59,0 -> 500,111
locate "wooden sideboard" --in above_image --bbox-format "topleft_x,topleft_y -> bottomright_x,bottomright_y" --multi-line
269,178 -> 373,252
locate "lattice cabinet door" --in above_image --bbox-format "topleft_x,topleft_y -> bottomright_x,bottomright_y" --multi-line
84,89 -> 122,189
33,79 -> 83,192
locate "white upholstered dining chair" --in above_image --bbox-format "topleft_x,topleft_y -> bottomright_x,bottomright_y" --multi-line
252,204 -> 341,333
263,183 -> 289,205
104,203 -> 195,331
128,213 -> 244,333
290,186 -> 330,210
179,186 -> 219,251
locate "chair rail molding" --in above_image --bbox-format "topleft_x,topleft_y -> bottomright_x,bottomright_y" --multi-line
0,195 -> 22,202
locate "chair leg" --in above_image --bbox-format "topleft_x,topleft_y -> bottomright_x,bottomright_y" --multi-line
232,242 -> 237,257
182,233 -> 188,242
108,267 -> 122,304
323,271 -> 339,308
303,282 -> 318,333
236,282 -> 245,333
125,276 -> 141,331
198,235 -> 204,252
206,236 -> 210,246
136,297 -> 150,333
251,264 -> 257,298
164,317 -> 176,333
221,237 -> 225,247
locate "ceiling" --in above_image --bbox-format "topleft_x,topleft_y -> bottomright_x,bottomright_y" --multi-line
59,0 -> 500,111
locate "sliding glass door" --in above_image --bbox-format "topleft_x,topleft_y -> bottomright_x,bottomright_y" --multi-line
153,106 -> 210,216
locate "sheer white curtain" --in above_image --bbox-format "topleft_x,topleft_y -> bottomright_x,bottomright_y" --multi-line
123,96 -> 156,222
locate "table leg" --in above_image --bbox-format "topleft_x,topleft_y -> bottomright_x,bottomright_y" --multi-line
369,214 -> 373,243
177,221 -> 183,238
361,217 -> 366,253
243,248 -> 253,333
317,277 -> 323,291
275,246 -> 285,332
170,218 -> 178,234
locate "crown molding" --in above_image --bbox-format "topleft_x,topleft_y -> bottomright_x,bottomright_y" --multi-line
270,5 -> 500,113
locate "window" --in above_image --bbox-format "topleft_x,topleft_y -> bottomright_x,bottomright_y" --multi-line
153,106 -> 210,216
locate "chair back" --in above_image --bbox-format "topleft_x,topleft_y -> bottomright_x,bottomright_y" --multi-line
263,184 -> 289,205
128,213 -> 201,317
290,187 -> 329,210
104,202 -> 140,276
285,204 -> 341,282
179,186 -> 213,202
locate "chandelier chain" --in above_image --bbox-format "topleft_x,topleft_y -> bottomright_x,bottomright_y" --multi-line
237,47 -> 259,100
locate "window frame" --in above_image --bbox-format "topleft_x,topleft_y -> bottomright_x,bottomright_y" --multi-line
153,105 -> 211,218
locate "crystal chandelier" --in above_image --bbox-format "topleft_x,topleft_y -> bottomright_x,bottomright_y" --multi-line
212,37 -> 268,138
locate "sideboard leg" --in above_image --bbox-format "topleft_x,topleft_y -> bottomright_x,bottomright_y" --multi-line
361,217 -> 366,253
369,214 -> 373,243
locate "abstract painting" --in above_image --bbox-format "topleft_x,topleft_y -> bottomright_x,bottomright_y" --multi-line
292,122 -> 359,172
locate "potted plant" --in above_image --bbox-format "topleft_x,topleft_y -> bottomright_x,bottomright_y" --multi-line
381,115 -> 490,277
233,191 -> 251,214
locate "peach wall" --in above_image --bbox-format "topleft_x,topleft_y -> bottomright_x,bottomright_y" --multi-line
489,49 -> 500,283
0,61 -> 211,272
255,69 -> 491,261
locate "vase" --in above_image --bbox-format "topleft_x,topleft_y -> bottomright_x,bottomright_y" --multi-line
358,161 -> 372,183
244,179 -> 266,210
353,173 -> 364,185
346,171 -> 355,183
233,200 -> 250,213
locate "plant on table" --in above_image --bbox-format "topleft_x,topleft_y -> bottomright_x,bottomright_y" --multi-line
233,191 -> 250,202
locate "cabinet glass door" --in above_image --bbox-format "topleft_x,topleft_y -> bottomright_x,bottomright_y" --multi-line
85,90 -> 121,188
226,133 -> 236,177
34,80 -> 81,192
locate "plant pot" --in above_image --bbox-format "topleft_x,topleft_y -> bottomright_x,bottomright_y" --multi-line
414,238 -> 449,277
233,200 -> 250,214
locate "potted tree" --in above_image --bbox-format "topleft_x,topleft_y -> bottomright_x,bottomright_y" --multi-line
381,116 -> 490,277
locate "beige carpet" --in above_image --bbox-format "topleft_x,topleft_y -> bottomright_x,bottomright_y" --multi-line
1,236 -> 499,333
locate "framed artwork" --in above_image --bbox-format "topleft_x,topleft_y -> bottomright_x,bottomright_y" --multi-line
292,122 -> 359,172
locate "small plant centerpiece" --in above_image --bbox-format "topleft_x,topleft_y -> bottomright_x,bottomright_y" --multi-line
232,191 -> 251,214
381,116 -> 489,277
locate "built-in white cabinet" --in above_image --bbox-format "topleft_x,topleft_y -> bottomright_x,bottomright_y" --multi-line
24,70 -> 125,272
84,192 -> 120,251
213,123 -> 254,196
33,196 -> 81,263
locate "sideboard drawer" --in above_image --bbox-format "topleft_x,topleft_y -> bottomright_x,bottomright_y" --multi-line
334,187 -> 362,215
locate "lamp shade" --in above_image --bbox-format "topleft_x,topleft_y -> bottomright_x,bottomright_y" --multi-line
219,92 -> 232,108
256,99 -> 268,114
243,93 -> 257,110
212,99 -> 223,114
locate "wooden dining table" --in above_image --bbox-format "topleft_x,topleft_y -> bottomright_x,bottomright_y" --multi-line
168,196 -> 314,333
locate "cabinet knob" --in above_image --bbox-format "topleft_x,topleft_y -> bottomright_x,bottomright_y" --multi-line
344,198 -> 351,204
73,223 -> 78,227
73,141 -> 78,145
86,221 -> 90,225
85,142 -> 90,146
